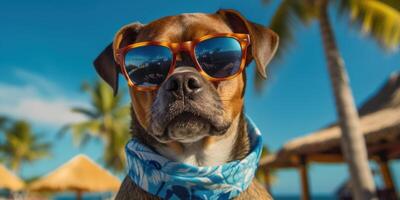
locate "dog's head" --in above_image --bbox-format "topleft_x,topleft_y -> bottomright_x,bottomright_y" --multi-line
93,10 -> 278,145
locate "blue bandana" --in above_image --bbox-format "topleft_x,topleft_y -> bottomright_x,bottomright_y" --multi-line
125,116 -> 263,200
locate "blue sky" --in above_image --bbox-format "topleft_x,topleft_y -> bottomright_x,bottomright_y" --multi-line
0,0 -> 399,196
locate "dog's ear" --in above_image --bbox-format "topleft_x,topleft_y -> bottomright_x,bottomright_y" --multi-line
94,43 -> 119,95
93,22 -> 144,95
217,9 -> 279,79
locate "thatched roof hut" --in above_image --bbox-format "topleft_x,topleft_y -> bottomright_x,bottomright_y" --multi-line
29,154 -> 121,199
0,164 -> 24,191
261,72 -> 400,167
260,72 -> 400,199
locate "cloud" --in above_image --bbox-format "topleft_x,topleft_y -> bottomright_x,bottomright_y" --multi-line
14,68 -> 59,95
0,69 -> 87,127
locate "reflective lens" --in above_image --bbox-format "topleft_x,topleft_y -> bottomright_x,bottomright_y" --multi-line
124,45 -> 172,87
195,37 -> 242,78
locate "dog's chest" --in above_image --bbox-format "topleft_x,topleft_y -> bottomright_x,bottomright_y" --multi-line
184,132 -> 237,166
156,117 -> 239,166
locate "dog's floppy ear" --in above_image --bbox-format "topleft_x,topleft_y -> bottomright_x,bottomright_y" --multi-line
93,22 -> 144,95
94,43 -> 119,95
217,9 -> 279,79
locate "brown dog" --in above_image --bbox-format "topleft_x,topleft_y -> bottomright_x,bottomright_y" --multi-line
94,9 -> 278,200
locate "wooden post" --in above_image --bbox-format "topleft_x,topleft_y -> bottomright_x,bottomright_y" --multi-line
377,154 -> 397,199
299,156 -> 310,200
76,190 -> 83,200
264,167 -> 271,192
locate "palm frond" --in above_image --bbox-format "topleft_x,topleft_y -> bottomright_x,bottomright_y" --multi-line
104,126 -> 129,172
63,80 -> 130,172
111,89 -> 127,109
70,120 -> 102,146
98,80 -> 115,113
255,0 -> 318,91
269,0 -> 317,58
113,105 -> 131,119
71,107 -> 99,118
27,142 -> 51,161
0,120 -> 50,173
338,0 -> 400,51
57,124 -> 71,139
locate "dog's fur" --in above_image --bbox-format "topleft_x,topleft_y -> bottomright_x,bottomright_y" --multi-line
94,9 -> 278,200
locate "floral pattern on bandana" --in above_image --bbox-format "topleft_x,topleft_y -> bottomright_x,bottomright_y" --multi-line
125,116 -> 263,200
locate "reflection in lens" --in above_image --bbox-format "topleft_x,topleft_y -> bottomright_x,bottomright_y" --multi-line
195,37 -> 242,78
124,45 -> 172,87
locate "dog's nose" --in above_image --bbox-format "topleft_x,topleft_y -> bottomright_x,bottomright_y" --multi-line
165,71 -> 203,96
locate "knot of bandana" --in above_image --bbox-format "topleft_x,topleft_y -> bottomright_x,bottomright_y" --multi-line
125,116 -> 263,200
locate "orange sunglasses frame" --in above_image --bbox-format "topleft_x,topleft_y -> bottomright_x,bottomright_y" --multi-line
115,33 -> 251,91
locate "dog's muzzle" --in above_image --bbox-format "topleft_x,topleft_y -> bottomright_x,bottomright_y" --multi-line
148,67 -> 231,143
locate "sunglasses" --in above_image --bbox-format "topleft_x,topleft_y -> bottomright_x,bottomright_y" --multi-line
116,33 -> 250,91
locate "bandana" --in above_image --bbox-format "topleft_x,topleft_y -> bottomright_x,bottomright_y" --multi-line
125,116 -> 263,200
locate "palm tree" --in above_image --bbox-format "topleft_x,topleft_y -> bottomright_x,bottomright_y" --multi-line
264,0 -> 400,199
0,119 -> 51,174
61,80 -> 130,172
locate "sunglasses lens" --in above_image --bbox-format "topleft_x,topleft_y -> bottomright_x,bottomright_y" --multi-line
195,37 -> 242,79
124,45 -> 172,87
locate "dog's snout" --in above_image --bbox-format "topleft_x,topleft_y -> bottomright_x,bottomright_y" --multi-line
165,71 -> 203,96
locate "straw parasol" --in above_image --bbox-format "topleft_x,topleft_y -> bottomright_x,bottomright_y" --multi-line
29,154 -> 121,200
0,164 -> 25,191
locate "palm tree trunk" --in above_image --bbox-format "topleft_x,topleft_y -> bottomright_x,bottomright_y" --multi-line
317,1 -> 377,199
11,159 -> 21,175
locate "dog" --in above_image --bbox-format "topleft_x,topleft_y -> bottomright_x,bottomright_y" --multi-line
93,9 -> 278,200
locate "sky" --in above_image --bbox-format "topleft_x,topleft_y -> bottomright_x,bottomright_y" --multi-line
0,0 -> 399,196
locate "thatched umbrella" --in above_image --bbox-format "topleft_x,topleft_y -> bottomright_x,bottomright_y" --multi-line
260,72 -> 400,199
0,164 -> 24,191
29,154 -> 121,200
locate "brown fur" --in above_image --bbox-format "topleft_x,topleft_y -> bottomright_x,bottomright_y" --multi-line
93,9 -> 278,200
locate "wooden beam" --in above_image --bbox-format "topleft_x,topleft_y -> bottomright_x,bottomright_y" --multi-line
76,190 -> 83,200
307,154 -> 344,163
368,141 -> 400,155
264,167 -> 272,192
377,154 -> 397,199
387,145 -> 400,159
298,156 -> 310,200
